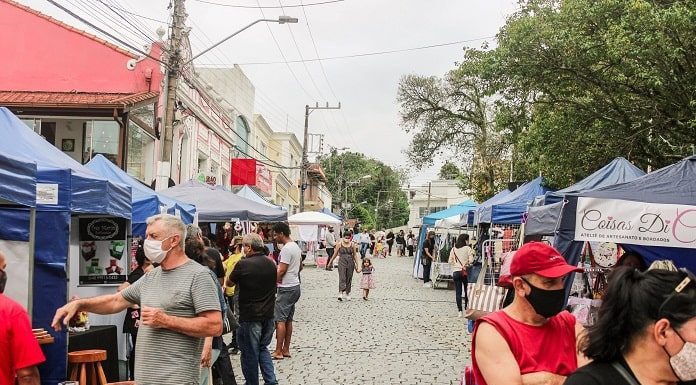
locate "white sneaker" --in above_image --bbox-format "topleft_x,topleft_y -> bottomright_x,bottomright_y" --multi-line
423,282 -> 431,288
338,292 -> 344,301
458,311 -> 463,318
345,294 -> 352,301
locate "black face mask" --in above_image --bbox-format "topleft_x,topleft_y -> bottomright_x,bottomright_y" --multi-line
521,277 -> 566,318
0,269 -> 6,293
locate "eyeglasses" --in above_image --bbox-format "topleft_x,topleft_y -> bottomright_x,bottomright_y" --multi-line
658,268 -> 695,317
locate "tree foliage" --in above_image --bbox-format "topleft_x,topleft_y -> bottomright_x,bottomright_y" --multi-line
319,150 -> 409,229
398,0 -> 696,194
438,161 -> 461,180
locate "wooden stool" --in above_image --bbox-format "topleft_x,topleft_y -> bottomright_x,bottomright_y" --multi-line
68,349 -> 108,385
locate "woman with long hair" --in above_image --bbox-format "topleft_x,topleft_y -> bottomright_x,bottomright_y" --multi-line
448,234 -> 474,317
565,267 -> 696,385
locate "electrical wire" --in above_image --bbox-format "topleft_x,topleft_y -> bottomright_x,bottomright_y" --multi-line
44,0 -> 168,66
206,36 -> 496,65
98,0 -> 158,44
255,0 -> 316,100
193,0 -> 345,8
97,1 -> 170,24
69,0 -> 155,46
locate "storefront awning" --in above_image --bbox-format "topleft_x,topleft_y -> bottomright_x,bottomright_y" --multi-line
0,91 -> 158,110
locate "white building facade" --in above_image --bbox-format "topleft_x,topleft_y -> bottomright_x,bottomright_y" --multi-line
406,179 -> 470,228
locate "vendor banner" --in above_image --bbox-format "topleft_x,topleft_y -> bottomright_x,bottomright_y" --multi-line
78,217 -> 128,285
575,197 -> 696,249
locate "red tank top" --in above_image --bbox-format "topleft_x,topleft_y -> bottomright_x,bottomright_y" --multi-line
471,310 -> 578,385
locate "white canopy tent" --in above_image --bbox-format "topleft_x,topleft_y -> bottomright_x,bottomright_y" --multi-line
287,211 -> 342,226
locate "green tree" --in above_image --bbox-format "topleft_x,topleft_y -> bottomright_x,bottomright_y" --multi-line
438,161 -> 461,180
493,0 -> 696,186
319,150 -> 409,229
397,49 -> 513,201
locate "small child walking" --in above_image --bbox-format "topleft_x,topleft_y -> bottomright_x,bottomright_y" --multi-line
374,237 -> 384,258
360,258 -> 376,300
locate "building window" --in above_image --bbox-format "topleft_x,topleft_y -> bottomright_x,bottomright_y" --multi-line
126,122 -> 155,182
419,206 -> 446,217
235,116 -> 250,155
84,120 -> 120,164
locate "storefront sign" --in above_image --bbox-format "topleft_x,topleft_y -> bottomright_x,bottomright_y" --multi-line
256,163 -> 273,196
36,183 -> 58,205
575,197 -> 696,249
78,217 -> 128,285
198,172 -> 218,186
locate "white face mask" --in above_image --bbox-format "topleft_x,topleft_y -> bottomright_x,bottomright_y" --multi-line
143,236 -> 175,264
668,330 -> 696,382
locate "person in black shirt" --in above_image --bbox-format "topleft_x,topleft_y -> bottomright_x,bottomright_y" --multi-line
565,268 -> 696,385
229,233 -> 279,385
421,231 -> 436,287
386,230 -> 395,256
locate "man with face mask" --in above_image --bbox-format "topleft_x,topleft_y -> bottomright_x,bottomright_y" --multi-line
52,214 -> 222,385
0,251 -> 45,385
472,242 -> 588,385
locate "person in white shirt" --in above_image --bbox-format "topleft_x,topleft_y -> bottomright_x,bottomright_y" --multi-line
271,222 -> 302,360
448,234 -> 475,317
359,229 -> 371,258
325,228 -> 336,263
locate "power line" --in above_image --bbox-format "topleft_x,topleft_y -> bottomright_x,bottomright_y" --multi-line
255,0 -> 316,100
193,0 -> 344,8
69,0 -> 155,46
202,36 -> 496,65
44,0 -> 168,66
98,0 -> 158,44
97,1 -> 170,24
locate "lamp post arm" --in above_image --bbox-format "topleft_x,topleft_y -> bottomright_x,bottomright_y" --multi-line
183,19 -> 277,66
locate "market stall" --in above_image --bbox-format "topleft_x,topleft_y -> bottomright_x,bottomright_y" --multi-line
525,157 -> 645,238
0,107 -> 133,384
288,211 -> 342,265
232,184 -> 286,211
554,155 -> 696,274
412,200 -> 477,281
161,180 -> 287,222
86,154 -> 196,237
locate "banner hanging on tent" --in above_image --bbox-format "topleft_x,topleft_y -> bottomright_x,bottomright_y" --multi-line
574,197 -> 696,249
78,217 -> 128,285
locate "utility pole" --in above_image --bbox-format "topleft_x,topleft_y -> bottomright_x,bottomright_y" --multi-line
158,0 -> 186,190
299,102 -> 341,212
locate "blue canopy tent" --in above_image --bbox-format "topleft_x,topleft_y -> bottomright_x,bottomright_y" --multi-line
554,156 -> 696,274
0,152 -> 37,315
162,180 -> 288,222
0,107 -> 132,384
542,157 -> 645,205
462,189 -> 511,226
86,154 -> 196,236
233,184 -> 286,211
413,200 -> 477,278
318,207 -> 342,221
478,177 -> 551,224
526,158 -> 645,237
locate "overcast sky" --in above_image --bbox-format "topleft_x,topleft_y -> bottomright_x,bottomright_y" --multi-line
19,0 -> 518,186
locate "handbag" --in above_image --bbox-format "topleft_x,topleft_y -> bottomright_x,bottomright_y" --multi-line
465,254 -> 508,320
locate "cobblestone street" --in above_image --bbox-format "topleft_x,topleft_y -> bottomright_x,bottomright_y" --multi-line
230,255 -> 472,385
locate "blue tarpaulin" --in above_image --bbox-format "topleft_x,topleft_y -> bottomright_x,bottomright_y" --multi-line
526,158 -> 645,236
478,177 -> 551,224
0,108 -> 132,217
554,156 -> 696,273
542,157 -> 645,205
318,207 -> 342,221
0,107 -> 132,384
86,154 -> 196,236
0,152 -> 37,207
463,189 -> 511,226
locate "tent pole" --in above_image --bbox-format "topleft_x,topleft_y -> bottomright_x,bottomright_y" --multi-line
27,207 -> 36,318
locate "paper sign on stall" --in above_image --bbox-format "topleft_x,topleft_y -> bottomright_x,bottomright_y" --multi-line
78,217 -> 128,285
575,197 -> 696,249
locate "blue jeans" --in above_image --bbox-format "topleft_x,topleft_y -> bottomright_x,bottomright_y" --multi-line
360,243 -> 369,258
237,319 -> 278,385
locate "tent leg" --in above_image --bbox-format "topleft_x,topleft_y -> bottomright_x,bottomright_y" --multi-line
27,207 -> 36,318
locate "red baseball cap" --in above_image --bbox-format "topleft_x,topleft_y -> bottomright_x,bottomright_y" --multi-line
510,242 -> 582,278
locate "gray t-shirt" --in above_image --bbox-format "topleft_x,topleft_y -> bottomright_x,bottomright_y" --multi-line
278,241 -> 302,288
122,260 -> 221,385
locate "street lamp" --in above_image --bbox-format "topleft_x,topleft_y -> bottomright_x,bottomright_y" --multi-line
183,16 -> 299,66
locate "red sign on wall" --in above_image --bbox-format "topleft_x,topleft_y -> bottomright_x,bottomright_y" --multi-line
231,158 -> 256,185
